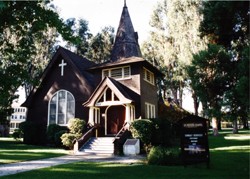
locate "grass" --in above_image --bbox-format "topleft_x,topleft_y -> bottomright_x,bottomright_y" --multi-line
0,138 -> 69,164
1,130 -> 249,179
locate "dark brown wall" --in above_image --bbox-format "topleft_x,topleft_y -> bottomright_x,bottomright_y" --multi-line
26,57 -> 94,126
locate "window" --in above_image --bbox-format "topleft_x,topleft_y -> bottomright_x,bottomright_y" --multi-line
143,68 -> 155,85
102,66 -> 130,80
145,102 -> 155,118
48,90 -> 75,126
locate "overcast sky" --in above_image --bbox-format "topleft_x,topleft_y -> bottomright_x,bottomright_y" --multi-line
53,0 -> 158,43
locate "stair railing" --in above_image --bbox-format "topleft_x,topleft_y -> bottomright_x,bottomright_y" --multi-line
114,122 -> 128,140
73,124 -> 97,153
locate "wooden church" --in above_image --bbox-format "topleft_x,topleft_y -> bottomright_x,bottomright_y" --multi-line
22,3 -> 162,146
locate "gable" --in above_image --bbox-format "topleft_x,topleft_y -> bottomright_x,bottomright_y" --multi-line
22,47 -> 96,107
84,77 -> 133,107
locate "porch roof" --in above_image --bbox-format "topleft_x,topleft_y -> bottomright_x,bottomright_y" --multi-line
83,77 -> 133,107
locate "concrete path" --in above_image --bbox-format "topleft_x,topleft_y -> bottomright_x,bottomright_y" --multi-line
0,153 -> 146,177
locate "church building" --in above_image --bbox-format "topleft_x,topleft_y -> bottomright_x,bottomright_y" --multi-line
22,3 -> 162,144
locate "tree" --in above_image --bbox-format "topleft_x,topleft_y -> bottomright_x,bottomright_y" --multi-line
198,1 -> 249,132
86,26 -> 115,64
64,18 -> 114,64
187,44 -> 232,135
0,1 -> 77,124
141,0 -> 207,108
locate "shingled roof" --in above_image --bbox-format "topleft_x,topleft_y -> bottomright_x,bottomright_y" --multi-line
110,3 -> 142,61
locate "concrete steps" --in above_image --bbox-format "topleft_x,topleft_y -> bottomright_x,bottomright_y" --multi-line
79,137 -> 114,154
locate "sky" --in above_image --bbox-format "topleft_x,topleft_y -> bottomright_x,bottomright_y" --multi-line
53,0 -> 157,43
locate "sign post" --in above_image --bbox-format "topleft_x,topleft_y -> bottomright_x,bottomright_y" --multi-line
179,115 -> 210,168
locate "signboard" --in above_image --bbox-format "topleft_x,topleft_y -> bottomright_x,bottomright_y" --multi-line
179,115 -> 210,168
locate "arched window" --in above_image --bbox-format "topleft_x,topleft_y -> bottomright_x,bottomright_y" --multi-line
48,90 -> 75,126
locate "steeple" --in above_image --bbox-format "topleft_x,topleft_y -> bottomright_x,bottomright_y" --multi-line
110,3 -> 142,61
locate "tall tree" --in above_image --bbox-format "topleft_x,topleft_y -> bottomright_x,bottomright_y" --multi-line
187,44 -> 232,135
86,26 -> 115,64
0,1 -> 77,124
197,1 -> 249,132
142,0 -> 207,108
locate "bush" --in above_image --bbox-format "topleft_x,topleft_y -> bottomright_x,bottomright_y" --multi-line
61,133 -> 81,149
60,118 -> 86,149
68,118 -> 86,135
46,124 -> 67,145
12,129 -> 23,140
147,146 -> 181,165
150,118 -> 177,147
130,119 -> 154,145
54,130 -> 67,147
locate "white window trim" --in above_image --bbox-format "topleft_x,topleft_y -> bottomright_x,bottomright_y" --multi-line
145,102 -> 156,119
143,67 -> 155,85
48,90 -> 75,126
102,66 -> 131,80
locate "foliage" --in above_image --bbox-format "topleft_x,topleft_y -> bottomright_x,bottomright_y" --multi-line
0,1 -> 77,124
130,119 -> 154,146
67,118 -> 86,135
142,0 -> 207,107
54,130 -> 67,147
65,18 -> 114,64
147,146 -> 181,166
200,1 -> 249,48
86,26 -> 115,63
61,118 -> 86,149
12,128 -> 23,140
150,118 -> 179,147
46,124 -> 67,145
60,133 -> 81,149
187,44 -> 231,118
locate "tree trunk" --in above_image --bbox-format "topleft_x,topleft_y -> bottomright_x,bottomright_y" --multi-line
217,118 -> 222,130
233,119 -> 239,134
212,117 -> 219,136
242,117 -> 249,130
192,91 -> 199,115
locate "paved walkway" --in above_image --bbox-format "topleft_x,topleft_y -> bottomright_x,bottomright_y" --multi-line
0,153 -> 146,177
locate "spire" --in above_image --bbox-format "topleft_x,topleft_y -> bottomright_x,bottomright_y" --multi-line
110,3 -> 142,61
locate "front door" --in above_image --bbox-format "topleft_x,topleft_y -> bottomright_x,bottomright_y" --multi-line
107,105 -> 125,134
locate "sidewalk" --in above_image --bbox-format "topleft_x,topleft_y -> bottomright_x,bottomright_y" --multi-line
0,153 -> 146,177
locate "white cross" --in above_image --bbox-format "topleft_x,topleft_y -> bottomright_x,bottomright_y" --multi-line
58,59 -> 67,76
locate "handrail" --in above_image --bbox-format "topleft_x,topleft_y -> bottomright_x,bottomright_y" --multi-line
114,122 -> 128,140
73,124 -> 97,152
78,125 -> 96,142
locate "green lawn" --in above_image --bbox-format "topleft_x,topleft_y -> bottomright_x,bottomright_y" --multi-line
1,130 -> 249,179
0,138 -> 69,164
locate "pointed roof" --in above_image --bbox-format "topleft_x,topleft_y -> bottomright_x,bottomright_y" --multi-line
110,4 -> 142,61
22,46 -> 96,107
83,77 -> 134,107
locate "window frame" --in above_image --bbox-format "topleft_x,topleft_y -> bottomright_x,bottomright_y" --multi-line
145,102 -> 156,119
48,90 -> 75,126
143,67 -> 155,85
102,66 -> 131,80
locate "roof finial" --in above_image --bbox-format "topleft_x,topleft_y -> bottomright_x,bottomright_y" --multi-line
124,0 -> 127,7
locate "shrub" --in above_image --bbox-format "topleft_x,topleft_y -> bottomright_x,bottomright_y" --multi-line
12,129 -> 23,140
68,118 -> 86,135
46,124 -> 67,145
60,118 -> 86,149
150,118 -> 176,147
54,130 -> 67,147
130,119 -> 154,145
61,133 -> 81,149
147,146 -> 181,165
